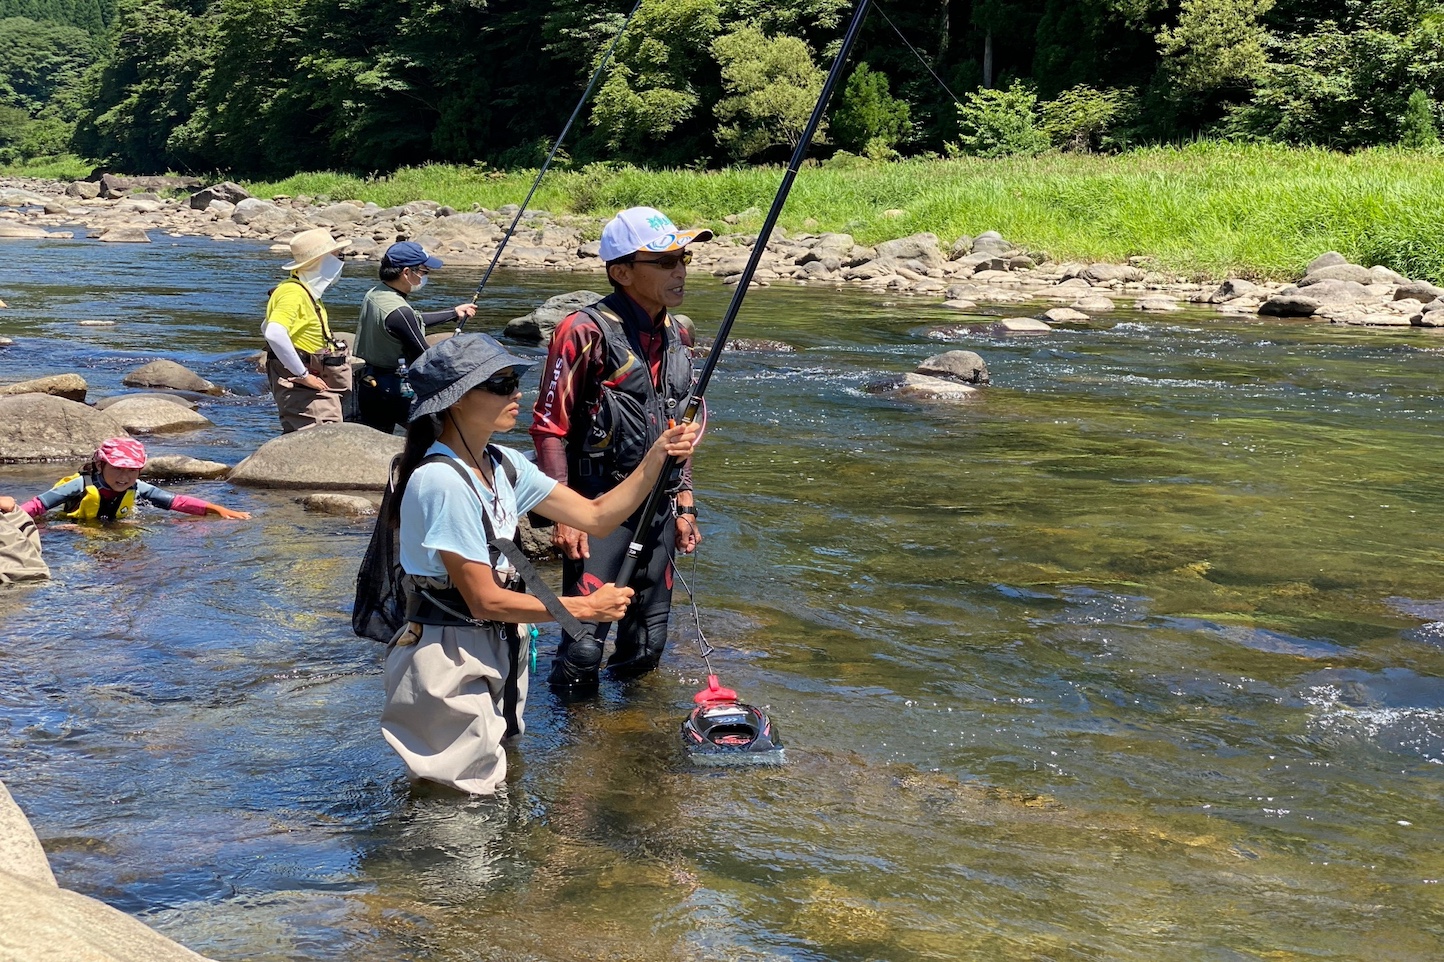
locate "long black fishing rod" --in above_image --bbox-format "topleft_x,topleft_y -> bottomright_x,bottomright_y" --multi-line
611,0 -> 874,588
457,0 -> 644,333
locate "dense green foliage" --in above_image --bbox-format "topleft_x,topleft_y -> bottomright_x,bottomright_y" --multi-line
5,0 -> 1444,177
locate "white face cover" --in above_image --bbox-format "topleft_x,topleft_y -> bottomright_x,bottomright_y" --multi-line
411,273 -> 427,291
298,253 -> 344,297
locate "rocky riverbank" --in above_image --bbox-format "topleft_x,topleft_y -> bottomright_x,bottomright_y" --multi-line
3,176 -> 1443,333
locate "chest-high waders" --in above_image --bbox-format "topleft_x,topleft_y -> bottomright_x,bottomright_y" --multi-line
550,304 -> 694,692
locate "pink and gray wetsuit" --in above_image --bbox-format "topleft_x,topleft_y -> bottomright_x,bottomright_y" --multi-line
21,474 -> 212,520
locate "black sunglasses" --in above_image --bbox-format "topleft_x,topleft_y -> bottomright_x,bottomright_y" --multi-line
472,371 -> 521,396
627,250 -> 693,270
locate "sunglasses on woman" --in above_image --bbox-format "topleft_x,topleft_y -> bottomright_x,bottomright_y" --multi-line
472,372 -> 521,396
628,250 -> 693,270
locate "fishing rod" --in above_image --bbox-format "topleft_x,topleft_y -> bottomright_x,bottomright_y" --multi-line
457,0 -> 644,333
611,0 -> 874,588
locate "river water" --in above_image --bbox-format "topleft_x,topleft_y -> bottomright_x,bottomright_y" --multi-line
2,233 -> 1443,960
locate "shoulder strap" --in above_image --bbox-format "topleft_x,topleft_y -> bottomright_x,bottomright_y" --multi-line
285,278 -> 335,343
418,452 -> 596,646
419,453 -> 502,568
485,444 -> 518,487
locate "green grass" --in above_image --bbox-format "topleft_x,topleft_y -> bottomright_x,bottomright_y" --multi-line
248,143 -> 1444,282
0,153 -> 96,182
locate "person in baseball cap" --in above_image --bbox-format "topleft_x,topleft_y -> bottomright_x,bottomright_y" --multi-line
596,206 -> 714,263
529,206 -> 710,692
353,241 -> 479,434
16,438 -> 250,522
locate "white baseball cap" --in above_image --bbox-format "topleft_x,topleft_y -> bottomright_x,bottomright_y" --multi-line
598,206 -> 713,263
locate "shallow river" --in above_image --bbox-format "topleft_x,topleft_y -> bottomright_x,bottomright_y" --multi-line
2,234 -> 1443,960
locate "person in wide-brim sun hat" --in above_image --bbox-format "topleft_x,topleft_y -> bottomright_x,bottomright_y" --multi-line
375,332 -> 699,795
282,227 -> 351,270
263,227 -> 354,432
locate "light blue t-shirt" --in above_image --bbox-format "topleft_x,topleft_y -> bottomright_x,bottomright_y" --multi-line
399,442 -> 557,578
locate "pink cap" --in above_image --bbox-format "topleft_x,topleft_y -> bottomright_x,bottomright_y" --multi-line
95,437 -> 147,469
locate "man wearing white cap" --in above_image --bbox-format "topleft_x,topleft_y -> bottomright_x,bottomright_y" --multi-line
531,206 -> 712,691
262,227 -> 353,433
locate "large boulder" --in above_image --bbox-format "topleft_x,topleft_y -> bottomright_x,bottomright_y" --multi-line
121,360 -> 222,395
1298,264 -> 1376,287
0,374 -> 87,402
916,350 -> 989,384
1259,294 -> 1320,317
1306,251 -> 1348,273
873,232 -> 944,270
188,181 -> 250,209
503,289 -> 604,342
100,395 -> 212,433
0,780 -> 216,961
1080,263 -> 1145,284
1395,280 -> 1444,302
229,423 -> 403,489
64,180 -> 101,200
0,395 -> 130,462
1208,278 -> 1259,302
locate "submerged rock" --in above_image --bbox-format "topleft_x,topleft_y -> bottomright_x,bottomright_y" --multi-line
0,395 -> 130,462
142,455 -> 230,480
0,780 -> 216,961
122,359 -> 222,395
916,349 -> 989,385
1042,307 -> 1090,325
992,317 -> 1052,334
864,372 -> 981,400
229,423 -> 403,489
298,493 -> 377,517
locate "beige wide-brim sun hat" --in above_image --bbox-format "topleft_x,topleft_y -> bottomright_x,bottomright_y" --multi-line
282,227 -> 351,271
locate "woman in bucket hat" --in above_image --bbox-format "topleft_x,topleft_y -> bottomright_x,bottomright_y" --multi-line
262,227 -> 353,433
17,438 -> 251,522
378,333 -> 697,794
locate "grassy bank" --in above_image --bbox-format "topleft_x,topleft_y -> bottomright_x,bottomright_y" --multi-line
10,144 -> 1444,281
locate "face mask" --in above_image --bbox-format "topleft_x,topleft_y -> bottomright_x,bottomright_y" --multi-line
298,253 -> 344,297
411,273 -> 427,291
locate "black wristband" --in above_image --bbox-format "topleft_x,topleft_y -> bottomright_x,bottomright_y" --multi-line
676,506 -> 697,518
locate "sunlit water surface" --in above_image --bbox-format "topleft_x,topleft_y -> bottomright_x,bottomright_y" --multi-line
2,233 -> 1444,960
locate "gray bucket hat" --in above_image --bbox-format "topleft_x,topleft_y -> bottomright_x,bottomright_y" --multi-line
407,333 -> 537,422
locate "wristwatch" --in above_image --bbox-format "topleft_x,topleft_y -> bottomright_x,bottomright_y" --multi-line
676,506 -> 698,518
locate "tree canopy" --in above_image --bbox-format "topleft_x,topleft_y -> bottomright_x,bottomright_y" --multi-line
6,0 -> 1441,173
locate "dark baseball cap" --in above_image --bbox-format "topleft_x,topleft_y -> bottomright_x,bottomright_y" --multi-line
382,241 -> 444,270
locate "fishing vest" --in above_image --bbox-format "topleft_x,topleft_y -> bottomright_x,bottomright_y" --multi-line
354,286 -> 412,371
570,303 -> 694,494
53,473 -> 136,521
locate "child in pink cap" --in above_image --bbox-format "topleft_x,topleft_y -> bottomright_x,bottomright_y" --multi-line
19,437 -> 251,522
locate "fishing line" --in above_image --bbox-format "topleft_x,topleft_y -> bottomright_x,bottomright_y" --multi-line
671,534 -> 717,679
873,0 -> 962,105
457,0 -> 645,331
